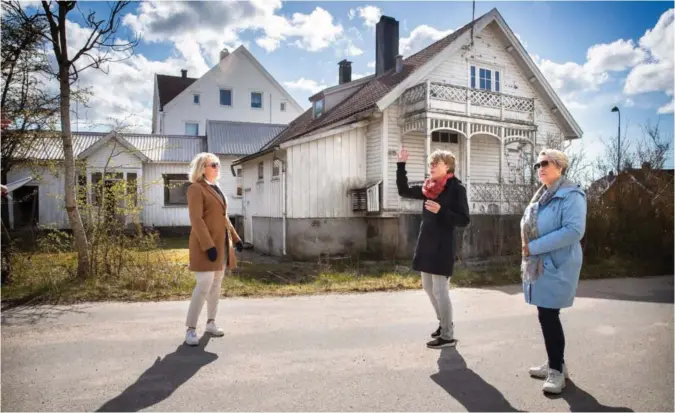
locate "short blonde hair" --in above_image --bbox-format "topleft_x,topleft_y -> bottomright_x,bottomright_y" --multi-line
539,149 -> 569,174
188,152 -> 219,183
428,149 -> 456,173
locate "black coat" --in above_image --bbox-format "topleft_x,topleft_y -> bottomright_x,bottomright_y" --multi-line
396,162 -> 470,277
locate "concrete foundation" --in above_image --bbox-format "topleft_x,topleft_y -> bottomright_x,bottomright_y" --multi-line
251,217 -> 284,256
286,217 -> 367,260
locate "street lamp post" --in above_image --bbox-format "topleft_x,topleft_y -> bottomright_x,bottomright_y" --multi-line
611,106 -> 620,173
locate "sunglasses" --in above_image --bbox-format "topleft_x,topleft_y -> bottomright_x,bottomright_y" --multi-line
533,159 -> 553,170
207,162 -> 220,169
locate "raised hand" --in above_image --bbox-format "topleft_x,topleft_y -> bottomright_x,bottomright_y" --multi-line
398,147 -> 409,162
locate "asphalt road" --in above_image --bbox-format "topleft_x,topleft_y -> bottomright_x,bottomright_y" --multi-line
2,275 -> 673,412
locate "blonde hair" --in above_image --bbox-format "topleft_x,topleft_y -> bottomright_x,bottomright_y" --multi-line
188,152 -> 219,183
539,149 -> 569,174
428,149 -> 456,173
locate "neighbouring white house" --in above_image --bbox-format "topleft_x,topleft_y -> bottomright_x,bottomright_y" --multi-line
7,123 -> 286,233
151,45 -> 304,136
232,9 -> 583,260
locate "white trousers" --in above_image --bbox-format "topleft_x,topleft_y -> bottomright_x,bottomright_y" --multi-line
185,270 -> 225,328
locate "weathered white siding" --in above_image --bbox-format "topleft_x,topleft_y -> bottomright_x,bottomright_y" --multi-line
160,50 -> 303,136
141,163 -> 190,226
7,164 -> 67,228
469,134 -> 501,183
365,118 -> 382,182
217,155 -> 242,216
286,127 -> 366,218
86,141 -> 143,169
384,103 -> 402,210
422,21 -> 565,144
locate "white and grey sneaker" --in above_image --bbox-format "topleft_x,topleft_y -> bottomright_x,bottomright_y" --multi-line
529,362 -> 569,379
206,321 -> 224,337
542,369 -> 566,394
185,328 -> 199,346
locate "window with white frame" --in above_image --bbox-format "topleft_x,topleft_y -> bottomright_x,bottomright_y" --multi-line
280,102 -> 287,111
251,92 -> 263,109
272,159 -> 281,178
185,122 -> 199,135
313,98 -> 324,118
257,162 -> 264,180
470,65 -> 501,93
193,94 -> 200,105
220,88 -> 232,106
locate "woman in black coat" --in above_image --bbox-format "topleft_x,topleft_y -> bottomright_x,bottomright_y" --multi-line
397,147 -> 470,349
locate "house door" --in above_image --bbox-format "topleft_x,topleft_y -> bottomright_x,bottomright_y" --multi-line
12,186 -> 38,229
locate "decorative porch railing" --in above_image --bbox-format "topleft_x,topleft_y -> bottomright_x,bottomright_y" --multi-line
469,182 -> 538,214
400,81 -> 535,124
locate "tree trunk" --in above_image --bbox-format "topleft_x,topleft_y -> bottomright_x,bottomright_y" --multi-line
59,66 -> 89,278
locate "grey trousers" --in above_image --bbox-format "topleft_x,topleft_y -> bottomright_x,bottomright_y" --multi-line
421,272 -> 454,340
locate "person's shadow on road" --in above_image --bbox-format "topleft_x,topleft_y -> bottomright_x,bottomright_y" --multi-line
430,347 -> 522,412
97,334 -> 218,412
544,380 -> 634,412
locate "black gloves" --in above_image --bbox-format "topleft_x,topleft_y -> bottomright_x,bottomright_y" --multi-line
235,241 -> 244,252
206,247 -> 217,262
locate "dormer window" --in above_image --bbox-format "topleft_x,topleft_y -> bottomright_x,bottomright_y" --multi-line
313,98 -> 324,118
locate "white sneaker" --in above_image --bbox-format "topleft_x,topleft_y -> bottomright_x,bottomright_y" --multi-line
543,369 -> 566,394
529,362 -> 569,379
206,321 -> 224,337
185,329 -> 199,346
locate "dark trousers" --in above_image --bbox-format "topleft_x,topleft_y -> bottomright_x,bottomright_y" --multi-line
537,307 -> 565,372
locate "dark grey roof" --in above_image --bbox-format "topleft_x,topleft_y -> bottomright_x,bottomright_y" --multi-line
156,74 -> 197,110
206,120 -> 287,155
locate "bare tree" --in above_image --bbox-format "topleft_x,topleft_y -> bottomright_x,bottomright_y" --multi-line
8,1 -> 139,278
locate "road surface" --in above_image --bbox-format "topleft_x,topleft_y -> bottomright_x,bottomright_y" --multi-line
2,276 -> 673,412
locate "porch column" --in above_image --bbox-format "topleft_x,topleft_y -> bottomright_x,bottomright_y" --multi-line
465,121 -> 472,206
425,116 -> 431,178
500,126 -> 506,211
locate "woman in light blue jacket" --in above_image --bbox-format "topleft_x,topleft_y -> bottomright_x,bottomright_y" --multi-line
521,148 -> 587,395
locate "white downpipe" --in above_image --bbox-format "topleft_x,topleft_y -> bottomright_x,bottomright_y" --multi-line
281,158 -> 287,256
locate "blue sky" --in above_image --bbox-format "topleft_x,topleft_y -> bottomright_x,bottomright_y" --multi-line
58,1 -> 673,169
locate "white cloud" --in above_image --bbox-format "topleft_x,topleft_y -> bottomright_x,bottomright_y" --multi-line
400,25 -> 453,56
586,39 -> 647,73
367,61 -> 376,69
657,99 -> 674,114
624,9 -> 674,96
351,6 -> 382,28
536,58 -> 609,95
284,77 -> 329,94
514,33 -> 528,49
624,98 -> 635,107
124,1 -> 343,56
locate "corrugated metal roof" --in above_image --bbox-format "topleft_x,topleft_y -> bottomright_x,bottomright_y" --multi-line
206,120 -> 286,155
12,132 -> 206,163
123,134 -> 206,162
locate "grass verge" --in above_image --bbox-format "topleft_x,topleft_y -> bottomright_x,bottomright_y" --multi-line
0,249 -> 662,307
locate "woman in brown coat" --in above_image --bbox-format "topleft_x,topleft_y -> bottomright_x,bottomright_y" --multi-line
184,152 -> 243,346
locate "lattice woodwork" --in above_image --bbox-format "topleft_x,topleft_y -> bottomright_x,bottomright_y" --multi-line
401,83 -> 426,104
468,89 -> 501,108
430,119 -> 466,135
430,83 -> 466,103
470,123 -> 501,138
502,95 -> 534,112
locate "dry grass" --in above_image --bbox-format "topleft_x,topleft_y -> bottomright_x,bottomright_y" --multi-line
1,246 -> 657,307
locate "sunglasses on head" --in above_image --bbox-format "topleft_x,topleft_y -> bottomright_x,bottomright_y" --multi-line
207,162 -> 220,169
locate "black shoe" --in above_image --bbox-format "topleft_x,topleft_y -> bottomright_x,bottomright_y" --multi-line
426,337 -> 457,349
431,325 -> 441,338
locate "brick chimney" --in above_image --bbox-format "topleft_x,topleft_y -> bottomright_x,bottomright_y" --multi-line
376,16 -> 399,76
338,60 -> 352,84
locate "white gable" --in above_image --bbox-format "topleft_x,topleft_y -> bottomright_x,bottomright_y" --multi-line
160,47 -> 304,136
84,139 -> 144,169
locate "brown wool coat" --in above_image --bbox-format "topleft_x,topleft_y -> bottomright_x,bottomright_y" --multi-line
187,181 -> 241,272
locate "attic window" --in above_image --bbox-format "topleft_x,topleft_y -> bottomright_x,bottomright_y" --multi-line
313,98 -> 324,118
470,65 -> 501,93
280,102 -> 287,112
193,94 -> 200,105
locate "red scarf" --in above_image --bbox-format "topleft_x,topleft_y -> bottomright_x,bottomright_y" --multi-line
422,173 -> 454,199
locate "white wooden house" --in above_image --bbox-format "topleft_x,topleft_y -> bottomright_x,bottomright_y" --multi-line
151,45 -> 303,136
232,9 -> 582,259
